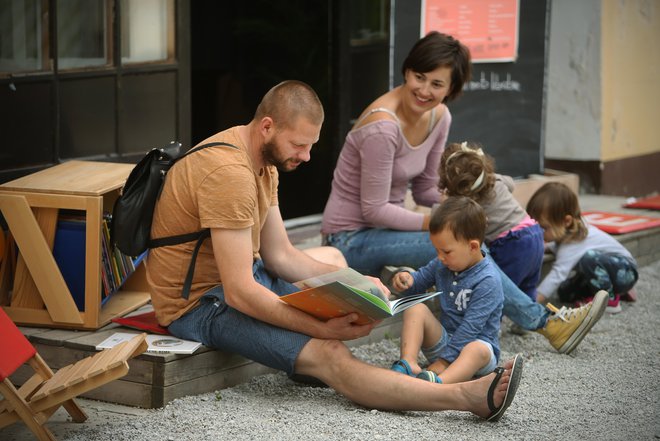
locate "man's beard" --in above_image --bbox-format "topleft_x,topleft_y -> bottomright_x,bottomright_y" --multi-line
262,140 -> 301,172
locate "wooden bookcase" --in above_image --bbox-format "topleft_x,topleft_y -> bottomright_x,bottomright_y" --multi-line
0,161 -> 150,330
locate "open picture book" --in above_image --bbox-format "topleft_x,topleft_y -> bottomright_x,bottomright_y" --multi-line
281,268 -> 441,325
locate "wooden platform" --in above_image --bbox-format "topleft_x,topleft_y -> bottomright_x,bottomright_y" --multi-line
11,306 -> 403,409
10,195 -> 660,409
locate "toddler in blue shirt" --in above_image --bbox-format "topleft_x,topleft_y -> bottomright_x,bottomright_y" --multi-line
391,196 -> 503,384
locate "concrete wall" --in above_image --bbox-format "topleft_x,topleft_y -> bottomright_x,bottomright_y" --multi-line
601,0 -> 659,162
545,0 -> 602,161
544,0 -> 660,196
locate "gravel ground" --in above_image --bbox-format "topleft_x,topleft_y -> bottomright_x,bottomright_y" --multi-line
5,260 -> 660,441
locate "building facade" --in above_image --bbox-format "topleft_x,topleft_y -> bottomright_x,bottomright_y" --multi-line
1,0 -> 657,221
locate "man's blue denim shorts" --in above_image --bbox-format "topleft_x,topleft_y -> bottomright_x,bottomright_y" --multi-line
167,260 -> 312,375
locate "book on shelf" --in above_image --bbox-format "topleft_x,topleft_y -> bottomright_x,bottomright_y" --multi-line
100,213 -> 146,300
281,268 -> 442,325
95,332 -> 202,354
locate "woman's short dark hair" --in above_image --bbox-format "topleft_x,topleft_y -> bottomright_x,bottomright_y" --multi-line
401,31 -> 472,103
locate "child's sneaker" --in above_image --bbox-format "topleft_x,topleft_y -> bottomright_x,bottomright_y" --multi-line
606,294 -> 622,314
576,293 -> 622,314
574,297 -> 591,307
416,370 -> 441,383
620,289 -> 637,302
536,290 -> 608,354
390,359 -> 413,376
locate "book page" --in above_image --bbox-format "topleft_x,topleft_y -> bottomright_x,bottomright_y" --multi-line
340,283 -> 391,314
282,281 -> 392,325
294,268 -> 386,302
390,291 -> 442,315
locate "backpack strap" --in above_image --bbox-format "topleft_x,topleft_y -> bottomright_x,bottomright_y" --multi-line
153,141 -> 239,300
181,230 -> 211,300
148,229 -> 209,300
178,141 -> 239,161
148,141 -> 238,249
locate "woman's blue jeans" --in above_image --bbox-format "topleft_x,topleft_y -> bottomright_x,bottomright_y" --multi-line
326,228 -> 549,330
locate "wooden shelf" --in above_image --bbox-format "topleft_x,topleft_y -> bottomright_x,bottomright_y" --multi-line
0,161 -> 150,330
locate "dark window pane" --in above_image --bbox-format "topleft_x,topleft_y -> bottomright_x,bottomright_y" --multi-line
57,0 -> 109,69
0,0 -> 44,73
0,82 -> 53,168
59,77 -> 116,157
119,72 -> 176,154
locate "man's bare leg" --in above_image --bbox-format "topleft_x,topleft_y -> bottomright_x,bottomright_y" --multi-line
303,246 -> 348,267
294,339 -> 513,418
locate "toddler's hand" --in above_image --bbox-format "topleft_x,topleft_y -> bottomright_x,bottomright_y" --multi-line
392,272 -> 413,292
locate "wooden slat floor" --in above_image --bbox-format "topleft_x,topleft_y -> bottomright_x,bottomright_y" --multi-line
11,195 -> 660,408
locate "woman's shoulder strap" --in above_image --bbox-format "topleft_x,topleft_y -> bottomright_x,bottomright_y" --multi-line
355,107 -> 400,127
428,108 -> 437,135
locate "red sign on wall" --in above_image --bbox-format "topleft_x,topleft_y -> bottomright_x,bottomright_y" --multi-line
422,0 -> 519,63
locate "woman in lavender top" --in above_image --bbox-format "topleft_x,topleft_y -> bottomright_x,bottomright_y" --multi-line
321,31 -> 470,276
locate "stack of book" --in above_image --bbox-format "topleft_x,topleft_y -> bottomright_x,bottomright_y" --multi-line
100,213 -> 147,300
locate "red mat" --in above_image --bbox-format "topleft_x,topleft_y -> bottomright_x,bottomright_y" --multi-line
623,195 -> 660,210
583,211 -> 660,234
112,310 -> 170,335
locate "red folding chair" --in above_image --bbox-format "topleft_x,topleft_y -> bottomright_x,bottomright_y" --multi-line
0,308 -> 146,440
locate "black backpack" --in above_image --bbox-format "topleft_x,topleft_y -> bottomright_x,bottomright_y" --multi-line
111,140 -> 238,299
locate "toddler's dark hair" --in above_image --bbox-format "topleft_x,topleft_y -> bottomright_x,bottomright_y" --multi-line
430,196 -> 486,244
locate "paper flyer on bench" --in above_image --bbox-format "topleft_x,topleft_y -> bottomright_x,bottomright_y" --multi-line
96,332 -> 202,354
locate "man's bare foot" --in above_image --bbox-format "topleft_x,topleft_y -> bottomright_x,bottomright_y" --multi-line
463,369 -> 510,418
460,355 -> 523,420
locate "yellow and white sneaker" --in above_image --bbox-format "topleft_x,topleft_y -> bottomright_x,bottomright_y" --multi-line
536,290 -> 608,354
